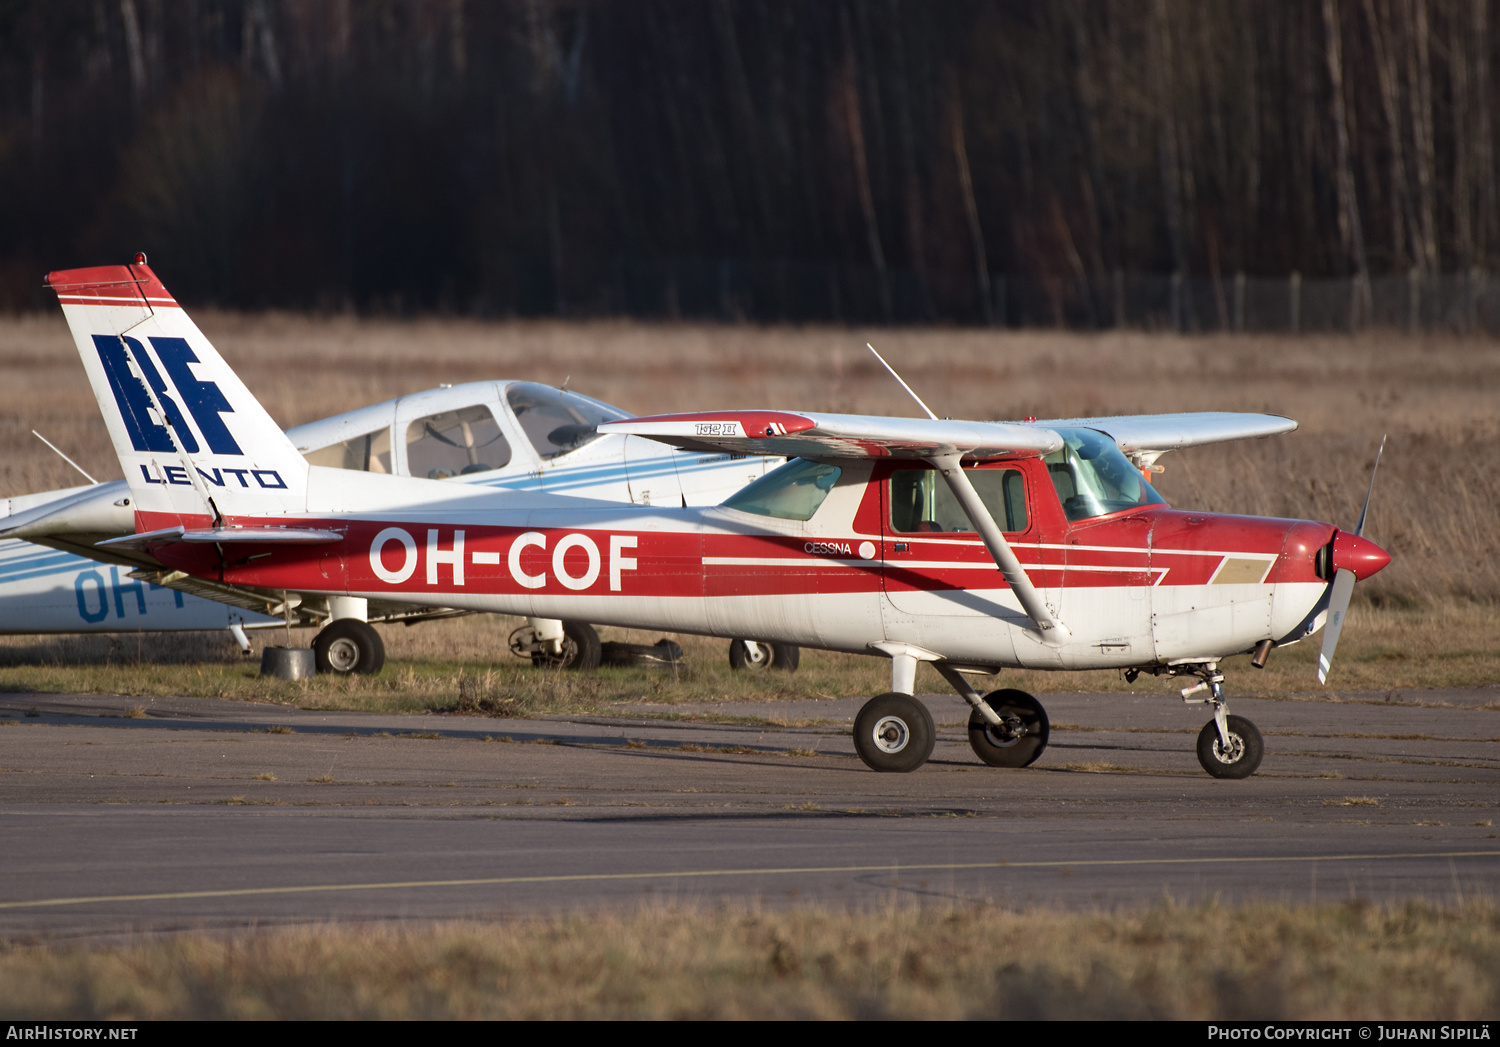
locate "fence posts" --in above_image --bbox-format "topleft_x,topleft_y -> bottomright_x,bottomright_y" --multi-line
1170,271 -> 1183,333
1233,271 -> 1246,333
1289,271 -> 1302,334
1467,267 -> 1482,335
1407,267 -> 1420,334
1113,269 -> 1125,329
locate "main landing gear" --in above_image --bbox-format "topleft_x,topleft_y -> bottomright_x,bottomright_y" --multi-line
312,618 -> 386,675
851,647 -> 1053,774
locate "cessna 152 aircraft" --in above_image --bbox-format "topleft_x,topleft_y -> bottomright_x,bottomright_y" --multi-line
47,258 -> 1391,778
1,344 -> 789,673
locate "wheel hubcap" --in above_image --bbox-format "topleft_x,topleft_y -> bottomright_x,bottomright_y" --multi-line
872,715 -> 910,754
1213,733 -> 1245,764
327,637 -> 360,672
983,713 -> 1027,747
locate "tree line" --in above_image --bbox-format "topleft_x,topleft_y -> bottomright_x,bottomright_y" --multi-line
0,0 -> 1494,323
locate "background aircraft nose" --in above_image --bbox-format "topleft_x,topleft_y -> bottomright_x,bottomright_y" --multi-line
1330,530 -> 1390,581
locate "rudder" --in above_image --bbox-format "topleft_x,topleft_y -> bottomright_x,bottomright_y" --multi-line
47,257 -> 309,529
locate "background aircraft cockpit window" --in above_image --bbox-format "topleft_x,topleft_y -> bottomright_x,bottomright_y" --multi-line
405,405 -> 512,479
1045,427 -> 1166,522
722,458 -> 842,521
302,427 -> 392,474
890,467 -> 1028,533
506,383 -> 630,460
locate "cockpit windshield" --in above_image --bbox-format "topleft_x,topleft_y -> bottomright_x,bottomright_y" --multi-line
1045,427 -> 1166,522
506,383 -> 630,460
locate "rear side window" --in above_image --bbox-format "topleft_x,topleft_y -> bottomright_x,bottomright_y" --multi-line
304,427 -> 392,474
722,458 -> 843,521
890,467 -> 1028,534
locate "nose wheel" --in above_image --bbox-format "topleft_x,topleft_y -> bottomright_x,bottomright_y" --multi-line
1180,664 -> 1265,779
1196,714 -> 1263,779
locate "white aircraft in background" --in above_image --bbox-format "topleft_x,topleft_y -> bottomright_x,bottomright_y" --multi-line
44,257 -> 1392,779
1,322 -> 792,674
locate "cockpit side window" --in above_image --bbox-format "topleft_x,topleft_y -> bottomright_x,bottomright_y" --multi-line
405,405 -> 512,479
506,383 -> 629,460
722,458 -> 843,521
303,427 -> 393,474
1044,427 -> 1166,522
890,467 -> 1028,534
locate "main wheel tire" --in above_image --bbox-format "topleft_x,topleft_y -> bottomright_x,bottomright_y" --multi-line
967,689 -> 1050,768
1196,714 -> 1264,779
313,619 -> 386,675
727,639 -> 801,672
531,621 -> 602,671
853,693 -> 936,773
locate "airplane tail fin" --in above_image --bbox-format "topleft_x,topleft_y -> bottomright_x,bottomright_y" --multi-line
46,257 -> 309,528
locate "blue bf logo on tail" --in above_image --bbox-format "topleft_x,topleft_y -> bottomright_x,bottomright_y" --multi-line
93,335 -> 242,455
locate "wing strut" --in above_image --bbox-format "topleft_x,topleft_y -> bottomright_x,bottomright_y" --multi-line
928,453 -> 1069,641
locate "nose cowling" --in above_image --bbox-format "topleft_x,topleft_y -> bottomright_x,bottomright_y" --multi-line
1331,530 -> 1391,581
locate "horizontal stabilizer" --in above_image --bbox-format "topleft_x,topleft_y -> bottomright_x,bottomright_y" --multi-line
601,411 -> 1063,461
0,484 -> 133,540
97,525 -> 344,551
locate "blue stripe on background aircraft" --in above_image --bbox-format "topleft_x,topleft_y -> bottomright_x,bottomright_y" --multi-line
0,373 -> 790,674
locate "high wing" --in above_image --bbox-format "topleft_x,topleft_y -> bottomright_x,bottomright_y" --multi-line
599,411 -> 1063,460
600,409 -> 1293,463
1030,412 -> 1297,469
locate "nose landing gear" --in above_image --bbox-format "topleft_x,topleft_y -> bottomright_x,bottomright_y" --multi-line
1179,663 -> 1264,779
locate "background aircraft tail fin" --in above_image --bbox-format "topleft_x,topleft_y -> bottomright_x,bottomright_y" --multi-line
47,257 -> 309,527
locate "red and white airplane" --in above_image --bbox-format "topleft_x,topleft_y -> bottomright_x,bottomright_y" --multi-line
48,258 -> 1391,779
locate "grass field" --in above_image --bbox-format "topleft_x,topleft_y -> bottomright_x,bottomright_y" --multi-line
3,900 -> 1496,1019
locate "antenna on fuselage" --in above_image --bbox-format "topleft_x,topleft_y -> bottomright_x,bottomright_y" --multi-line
867,343 -> 938,420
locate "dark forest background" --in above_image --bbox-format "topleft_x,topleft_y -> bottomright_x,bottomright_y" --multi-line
0,0 -> 1495,324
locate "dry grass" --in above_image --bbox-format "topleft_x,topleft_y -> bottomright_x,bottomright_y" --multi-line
0,600 -> 1496,712
0,900 -> 1495,1020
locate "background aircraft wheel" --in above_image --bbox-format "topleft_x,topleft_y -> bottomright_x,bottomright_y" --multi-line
853,693 -> 935,773
313,619 -> 386,675
967,689 -> 1049,767
1196,715 -> 1264,779
532,621 -> 601,671
727,639 -> 800,671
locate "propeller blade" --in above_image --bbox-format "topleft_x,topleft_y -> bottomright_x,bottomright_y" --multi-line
1319,435 -> 1388,684
1317,568 -> 1357,685
1354,435 -> 1386,538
